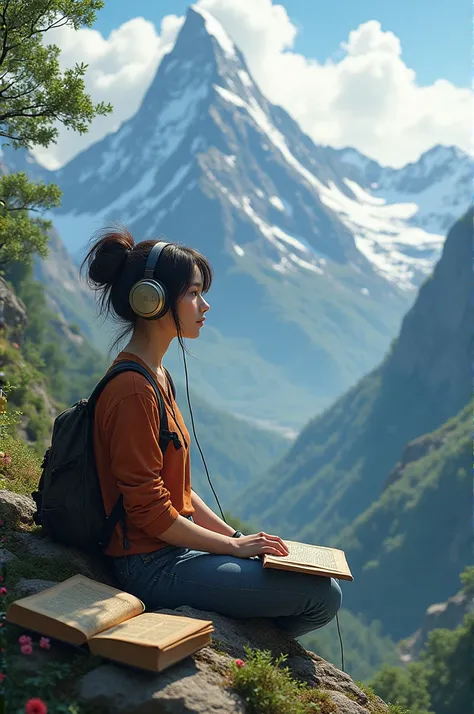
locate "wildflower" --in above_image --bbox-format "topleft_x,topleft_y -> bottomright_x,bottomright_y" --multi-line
21,643 -> 33,655
39,637 -> 51,650
235,658 -> 245,667
25,699 -> 48,714
2,456 -> 10,466
19,636 -> 32,645
0,672 -> 5,682
0,586 -> 7,595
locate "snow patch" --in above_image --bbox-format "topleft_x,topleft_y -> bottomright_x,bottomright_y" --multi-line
238,70 -> 252,87
192,5 -> 236,58
289,253 -> 324,274
214,84 -> 246,108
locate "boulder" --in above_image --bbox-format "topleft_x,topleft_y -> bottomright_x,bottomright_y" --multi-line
3,488 -> 389,713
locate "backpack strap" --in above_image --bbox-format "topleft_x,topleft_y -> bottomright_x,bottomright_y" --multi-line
164,367 -> 176,400
89,360 -> 182,550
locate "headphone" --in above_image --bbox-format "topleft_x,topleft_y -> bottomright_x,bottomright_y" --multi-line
129,241 -> 169,319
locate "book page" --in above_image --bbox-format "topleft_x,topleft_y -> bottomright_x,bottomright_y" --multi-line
265,540 -> 349,574
10,575 -> 144,639
90,612 -> 213,650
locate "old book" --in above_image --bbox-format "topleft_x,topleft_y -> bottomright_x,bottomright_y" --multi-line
6,574 -> 214,672
262,540 -> 354,581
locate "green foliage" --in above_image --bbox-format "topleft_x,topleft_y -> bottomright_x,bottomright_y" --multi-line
0,334 -> 52,447
0,0 -> 112,270
3,263 -> 107,410
2,631 -> 104,714
459,565 -> 474,597
0,0 -> 111,150
0,172 -> 61,268
333,402 -> 471,640
420,613 -> 473,714
369,664 -> 432,714
227,645 -> 337,714
370,580 -> 473,714
0,432 -> 42,495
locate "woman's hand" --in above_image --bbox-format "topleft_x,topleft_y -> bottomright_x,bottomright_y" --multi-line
230,532 -> 289,559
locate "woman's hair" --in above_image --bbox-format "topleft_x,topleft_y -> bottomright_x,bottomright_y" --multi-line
80,224 -> 212,354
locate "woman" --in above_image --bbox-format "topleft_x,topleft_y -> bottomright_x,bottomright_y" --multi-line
82,226 -> 342,638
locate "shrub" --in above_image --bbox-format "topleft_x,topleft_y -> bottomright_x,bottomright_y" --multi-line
227,645 -> 337,714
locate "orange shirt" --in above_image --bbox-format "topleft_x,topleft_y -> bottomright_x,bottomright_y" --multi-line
93,351 -> 194,557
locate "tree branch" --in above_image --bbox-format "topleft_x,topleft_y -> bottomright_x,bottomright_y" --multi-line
0,0 -> 11,70
0,79 -> 43,102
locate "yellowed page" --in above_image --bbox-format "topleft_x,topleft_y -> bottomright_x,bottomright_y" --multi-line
264,540 -> 352,578
90,612 -> 213,650
7,574 -> 144,640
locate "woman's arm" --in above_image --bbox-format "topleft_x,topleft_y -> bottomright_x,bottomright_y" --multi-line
159,514 -> 289,559
190,489 -> 236,536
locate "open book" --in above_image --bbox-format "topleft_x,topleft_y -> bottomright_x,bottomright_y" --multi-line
6,574 -> 213,672
262,540 -> 354,581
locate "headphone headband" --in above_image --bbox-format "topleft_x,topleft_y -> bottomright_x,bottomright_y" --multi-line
144,241 -> 169,279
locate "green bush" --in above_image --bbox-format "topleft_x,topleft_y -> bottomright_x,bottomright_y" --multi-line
227,645 -> 337,714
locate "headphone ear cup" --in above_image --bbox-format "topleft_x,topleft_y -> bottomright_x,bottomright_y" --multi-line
129,279 -> 168,319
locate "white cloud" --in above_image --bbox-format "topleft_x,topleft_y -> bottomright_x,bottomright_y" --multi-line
32,14 -> 184,169
32,0 -> 471,169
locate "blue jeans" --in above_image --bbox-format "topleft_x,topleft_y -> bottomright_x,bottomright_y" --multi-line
112,544 -> 342,638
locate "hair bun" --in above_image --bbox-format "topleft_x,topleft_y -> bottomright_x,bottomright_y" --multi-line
83,226 -> 134,287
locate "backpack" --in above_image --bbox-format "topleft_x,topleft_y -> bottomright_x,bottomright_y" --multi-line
32,360 -> 182,552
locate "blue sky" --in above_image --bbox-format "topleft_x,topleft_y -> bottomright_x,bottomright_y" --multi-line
93,0 -> 470,88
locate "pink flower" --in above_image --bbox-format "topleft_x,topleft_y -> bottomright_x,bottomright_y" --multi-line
39,637 -> 51,650
25,699 -> 48,714
2,456 -> 10,466
11,343 -> 19,350
19,635 -> 32,645
21,643 -> 33,655
235,658 -> 245,667
0,587 -> 7,595
0,672 -> 5,682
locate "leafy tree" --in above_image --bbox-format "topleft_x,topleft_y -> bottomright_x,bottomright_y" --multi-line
0,0 -> 112,269
370,568 -> 473,714
421,613 -> 473,714
370,662 -> 432,714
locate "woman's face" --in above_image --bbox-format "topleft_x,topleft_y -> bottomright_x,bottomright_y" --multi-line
176,265 -> 210,339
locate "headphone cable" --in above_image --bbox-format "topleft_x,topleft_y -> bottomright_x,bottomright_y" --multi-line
181,344 -> 345,673
181,345 -> 227,523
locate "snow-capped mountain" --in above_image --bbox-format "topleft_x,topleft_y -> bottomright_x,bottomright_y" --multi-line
8,5 -> 470,426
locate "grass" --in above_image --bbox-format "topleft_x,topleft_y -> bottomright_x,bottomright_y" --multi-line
227,645 -> 337,714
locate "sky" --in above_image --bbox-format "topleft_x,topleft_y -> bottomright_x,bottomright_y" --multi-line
33,0 -> 472,170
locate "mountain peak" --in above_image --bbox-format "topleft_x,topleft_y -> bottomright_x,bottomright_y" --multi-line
187,4 -> 237,59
